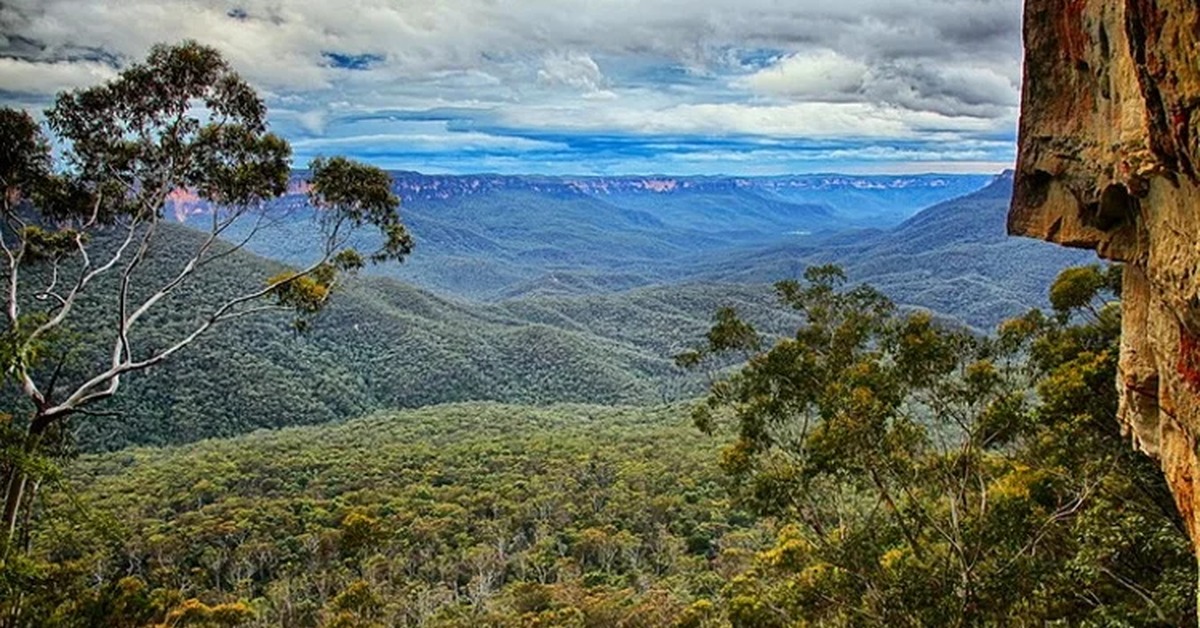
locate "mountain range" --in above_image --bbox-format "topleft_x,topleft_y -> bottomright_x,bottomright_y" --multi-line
179,172 -> 993,300
682,171 -> 1094,328
28,170 -> 1096,450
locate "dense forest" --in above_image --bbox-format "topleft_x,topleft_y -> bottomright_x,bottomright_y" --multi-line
1,221 -> 807,451
6,265 -> 1193,626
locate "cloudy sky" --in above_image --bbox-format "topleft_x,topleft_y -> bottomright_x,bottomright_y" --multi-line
0,0 -> 1023,175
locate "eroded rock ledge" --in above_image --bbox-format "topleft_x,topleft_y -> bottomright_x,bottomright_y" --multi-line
1010,0 -> 1200,544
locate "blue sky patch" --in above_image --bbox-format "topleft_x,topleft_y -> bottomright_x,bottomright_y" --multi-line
322,52 -> 384,71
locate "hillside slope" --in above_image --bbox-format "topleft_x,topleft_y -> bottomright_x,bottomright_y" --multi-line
7,222 -> 799,450
184,173 -> 991,300
685,172 -> 1095,330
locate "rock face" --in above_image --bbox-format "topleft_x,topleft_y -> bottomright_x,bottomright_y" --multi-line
1010,0 -> 1200,546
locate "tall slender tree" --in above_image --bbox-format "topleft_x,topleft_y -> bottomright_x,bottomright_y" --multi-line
0,41 -> 412,555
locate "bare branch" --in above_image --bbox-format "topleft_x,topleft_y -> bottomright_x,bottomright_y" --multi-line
1,202 -> 22,327
73,230 -> 90,272
116,220 -> 153,368
25,211 -> 143,346
213,304 -> 290,322
194,206 -> 273,270
1097,564 -> 1170,623
41,254 -> 330,421
33,259 -> 63,307
19,372 -> 46,411
82,188 -> 104,229
1000,478 -> 1097,573
67,407 -> 123,420
117,202 -> 263,357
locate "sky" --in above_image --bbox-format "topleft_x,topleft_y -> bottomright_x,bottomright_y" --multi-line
0,0 -> 1023,176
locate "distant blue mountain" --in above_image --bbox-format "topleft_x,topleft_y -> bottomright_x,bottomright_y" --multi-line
683,171 -> 1096,330
179,172 -> 994,300
71,170 -> 1092,448
385,171 -> 991,224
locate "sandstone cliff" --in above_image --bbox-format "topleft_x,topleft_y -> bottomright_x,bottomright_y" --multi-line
1010,0 -> 1200,546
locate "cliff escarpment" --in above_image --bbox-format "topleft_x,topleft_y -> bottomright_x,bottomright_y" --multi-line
1010,0 -> 1200,545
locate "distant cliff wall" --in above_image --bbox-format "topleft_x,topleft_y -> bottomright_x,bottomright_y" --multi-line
1010,0 -> 1200,546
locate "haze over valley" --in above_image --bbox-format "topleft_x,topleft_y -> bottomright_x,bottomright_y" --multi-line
60,168 -> 1082,452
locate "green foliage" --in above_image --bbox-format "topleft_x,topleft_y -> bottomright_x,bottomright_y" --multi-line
44,40 -> 288,220
1048,264 -> 1121,318
0,109 -> 51,196
16,403 -> 755,626
268,268 -> 335,315
682,264 -> 1192,625
309,157 -> 412,264
0,313 -> 51,385
164,598 -> 256,627
17,226 -> 81,264
190,126 -> 291,208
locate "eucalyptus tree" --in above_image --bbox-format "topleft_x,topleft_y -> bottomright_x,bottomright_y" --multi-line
0,41 -> 412,554
681,264 -> 1190,625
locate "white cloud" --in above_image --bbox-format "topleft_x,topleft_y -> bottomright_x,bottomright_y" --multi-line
2,0 -> 1020,92
289,109 -> 329,135
537,52 -> 606,93
0,57 -> 116,95
290,129 -> 564,153
844,161 -> 1012,174
0,0 -> 1023,174
739,50 -> 867,99
499,100 -> 1011,140
739,49 -> 1019,120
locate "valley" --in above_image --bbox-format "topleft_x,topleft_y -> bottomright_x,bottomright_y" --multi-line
5,9 -> 1197,624
14,170 -> 1190,626
50,170 -> 1091,451
183,173 -> 993,301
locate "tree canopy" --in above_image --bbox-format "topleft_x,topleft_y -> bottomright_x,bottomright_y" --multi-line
680,263 -> 1191,625
1,265 -> 1188,626
0,41 -> 409,563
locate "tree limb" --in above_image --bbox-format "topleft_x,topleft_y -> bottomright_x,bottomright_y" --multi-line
39,255 -> 329,422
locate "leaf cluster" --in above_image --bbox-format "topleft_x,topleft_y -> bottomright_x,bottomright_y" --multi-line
682,264 -> 1191,625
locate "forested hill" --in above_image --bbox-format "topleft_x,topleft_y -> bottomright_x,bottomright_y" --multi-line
180,173 -> 991,300
682,171 -> 1095,329
6,221 -> 801,451
17,172 -> 1095,451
